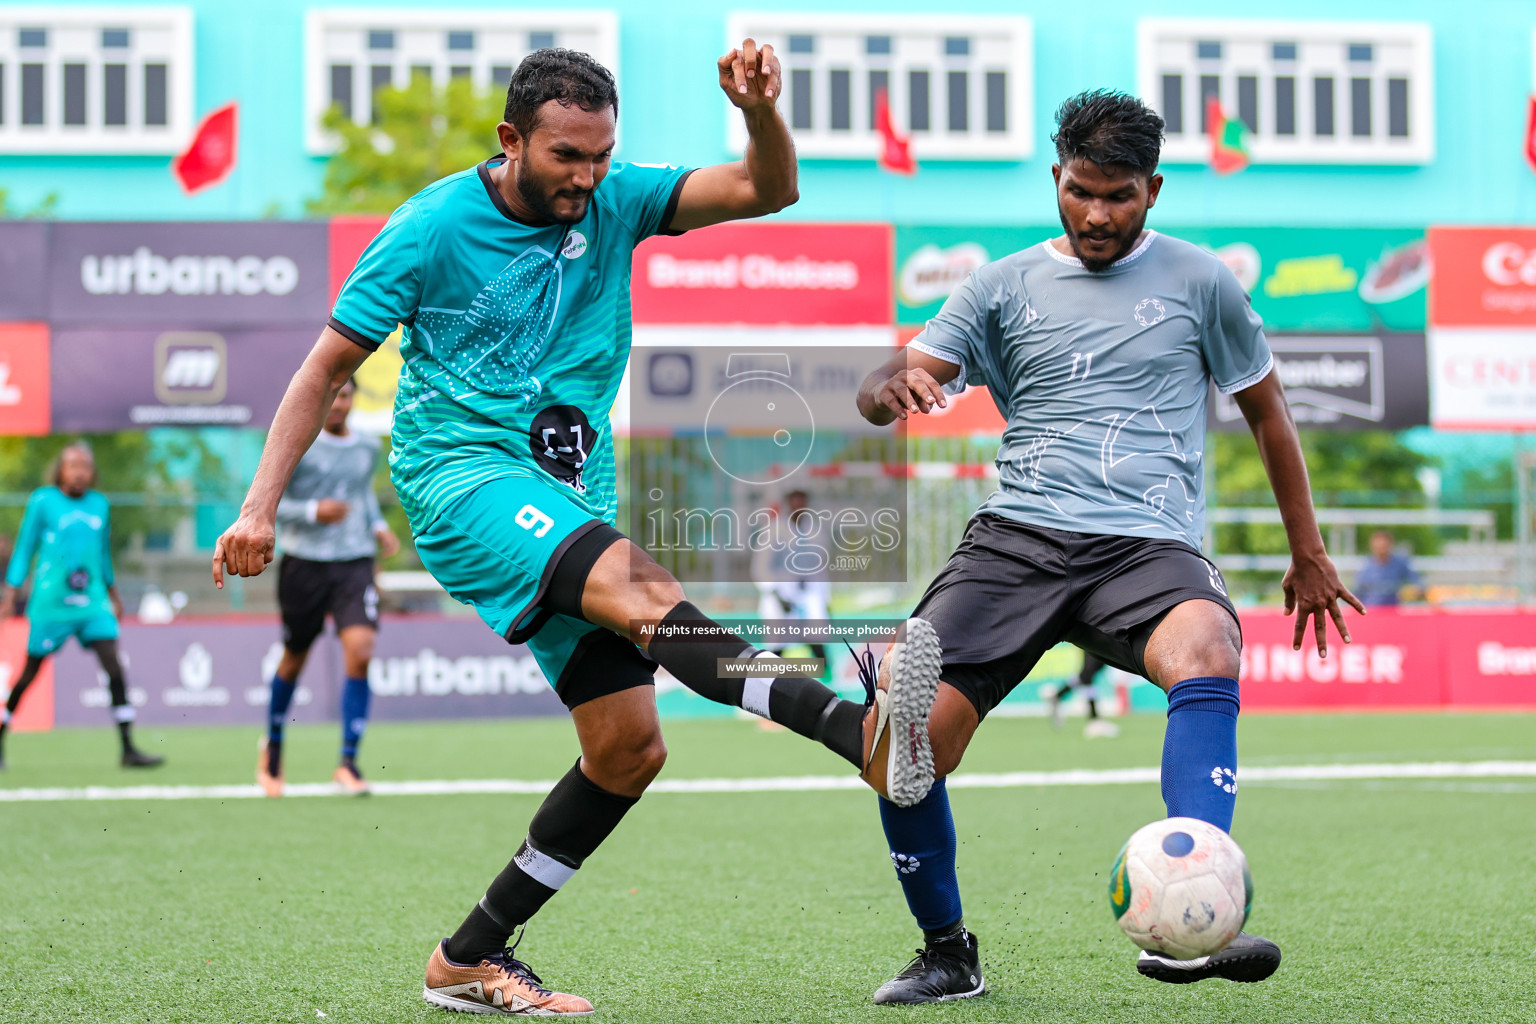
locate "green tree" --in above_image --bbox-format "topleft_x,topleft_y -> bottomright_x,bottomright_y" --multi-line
1212,430 -> 1437,596
307,76 -> 504,215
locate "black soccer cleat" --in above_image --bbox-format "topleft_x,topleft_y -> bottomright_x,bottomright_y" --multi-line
1136,932 -> 1281,984
121,749 -> 166,769
872,930 -> 986,1004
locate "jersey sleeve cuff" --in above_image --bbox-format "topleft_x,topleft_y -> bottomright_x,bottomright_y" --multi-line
327,316 -> 384,352
907,337 -> 969,394
656,168 -> 697,236
1216,353 -> 1275,395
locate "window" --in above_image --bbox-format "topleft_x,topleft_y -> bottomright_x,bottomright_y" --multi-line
725,13 -> 1033,160
1138,18 -> 1433,164
0,7 -> 193,154
305,8 -> 617,153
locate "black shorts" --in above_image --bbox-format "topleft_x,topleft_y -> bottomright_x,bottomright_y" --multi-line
912,514 -> 1238,718
278,556 -> 379,654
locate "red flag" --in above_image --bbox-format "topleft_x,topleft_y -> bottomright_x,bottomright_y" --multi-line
172,102 -> 238,194
1525,95 -> 1536,176
875,87 -> 916,176
1206,96 -> 1249,176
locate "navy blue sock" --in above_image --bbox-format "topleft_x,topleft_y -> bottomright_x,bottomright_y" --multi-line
1161,676 -> 1240,832
340,675 -> 371,760
268,675 -> 297,745
878,778 -> 963,934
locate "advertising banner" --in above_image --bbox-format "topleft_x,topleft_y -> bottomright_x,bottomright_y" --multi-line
895,226 -> 1429,331
1210,333 -> 1429,431
1426,328 -> 1536,431
1427,226 -> 1536,327
0,322 -> 52,435
1236,608 -> 1443,710
1236,608 -> 1536,711
47,222 -> 330,327
51,327 -> 319,429
0,222 -> 51,321
632,222 -> 892,325
1444,610 -> 1536,706
49,617 -> 566,728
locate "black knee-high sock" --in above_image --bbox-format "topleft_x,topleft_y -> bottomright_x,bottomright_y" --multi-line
646,601 -> 865,767
446,760 -> 639,964
92,641 -> 136,753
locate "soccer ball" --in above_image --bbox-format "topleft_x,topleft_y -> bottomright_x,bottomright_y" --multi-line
1108,817 -> 1251,960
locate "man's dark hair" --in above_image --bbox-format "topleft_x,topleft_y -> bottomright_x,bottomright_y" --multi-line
1051,90 -> 1165,176
504,48 -> 618,138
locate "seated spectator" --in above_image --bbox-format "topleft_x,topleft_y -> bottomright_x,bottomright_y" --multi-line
1355,529 -> 1423,606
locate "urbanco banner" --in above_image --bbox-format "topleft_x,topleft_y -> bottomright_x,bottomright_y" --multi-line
48,222 -> 330,327
49,617 -> 567,727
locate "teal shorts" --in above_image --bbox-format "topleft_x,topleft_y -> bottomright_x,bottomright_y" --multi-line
414,473 -> 654,706
28,612 -> 119,657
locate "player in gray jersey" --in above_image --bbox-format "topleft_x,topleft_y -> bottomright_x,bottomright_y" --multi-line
257,379 -> 400,797
854,91 -> 1364,1002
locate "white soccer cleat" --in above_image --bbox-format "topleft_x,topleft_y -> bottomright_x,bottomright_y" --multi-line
861,617 -> 942,807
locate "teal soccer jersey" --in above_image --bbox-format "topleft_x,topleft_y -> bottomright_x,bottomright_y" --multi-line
6,487 -> 116,622
329,157 -> 693,533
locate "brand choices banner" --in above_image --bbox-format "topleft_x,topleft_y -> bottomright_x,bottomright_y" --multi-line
1427,227 -> 1536,431
49,616 -> 566,728
632,222 -> 892,325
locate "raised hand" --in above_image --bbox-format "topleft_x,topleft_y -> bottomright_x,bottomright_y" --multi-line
718,38 -> 781,111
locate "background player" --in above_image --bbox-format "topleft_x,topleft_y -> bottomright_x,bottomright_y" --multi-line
1048,649 -> 1120,738
0,443 -> 164,770
213,45 -> 939,1016
854,90 -> 1364,1002
752,490 -> 832,673
258,378 -> 400,798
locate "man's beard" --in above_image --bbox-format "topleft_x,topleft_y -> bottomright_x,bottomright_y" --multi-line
516,160 -> 591,225
1057,201 -> 1146,273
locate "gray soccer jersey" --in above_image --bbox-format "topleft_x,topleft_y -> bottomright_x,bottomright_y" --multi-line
275,430 -> 387,561
910,231 -> 1272,551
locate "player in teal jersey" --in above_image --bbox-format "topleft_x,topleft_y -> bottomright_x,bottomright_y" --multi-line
0,443 -> 164,769
214,45 -> 941,1015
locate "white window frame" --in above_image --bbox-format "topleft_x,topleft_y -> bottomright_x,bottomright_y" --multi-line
305,8 -> 618,154
0,5 -> 193,155
725,13 -> 1033,161
1137,18 -> 1434,165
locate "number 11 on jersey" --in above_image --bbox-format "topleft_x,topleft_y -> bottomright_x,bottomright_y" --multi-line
1069,351 -> 1094,381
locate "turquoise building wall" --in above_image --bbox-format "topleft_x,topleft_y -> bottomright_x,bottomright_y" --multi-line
1,0 -> 1534,225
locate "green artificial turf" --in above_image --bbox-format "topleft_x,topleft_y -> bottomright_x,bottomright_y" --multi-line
2,713 -> 1533,1023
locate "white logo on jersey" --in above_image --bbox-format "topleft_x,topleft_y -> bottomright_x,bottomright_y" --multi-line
1206,562 -> 1228,596
1134,297 -> 1166,327
561,232 -> 589,260
1024,301 -> 1039,325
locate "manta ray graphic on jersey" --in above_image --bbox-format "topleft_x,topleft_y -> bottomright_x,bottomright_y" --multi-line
412,244 -> 565,405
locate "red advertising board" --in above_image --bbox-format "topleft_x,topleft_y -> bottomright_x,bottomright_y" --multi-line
0,323 -> 51,435
1428,226 -> 1536,326
895,325 -> 1006,437
632,222 -> 892,325
1237,607 -> 1445,710
1442,608 -> 1536,707
1237,607 -> 1536,711
329,215 -> 389,303
0,618 -> 51,731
